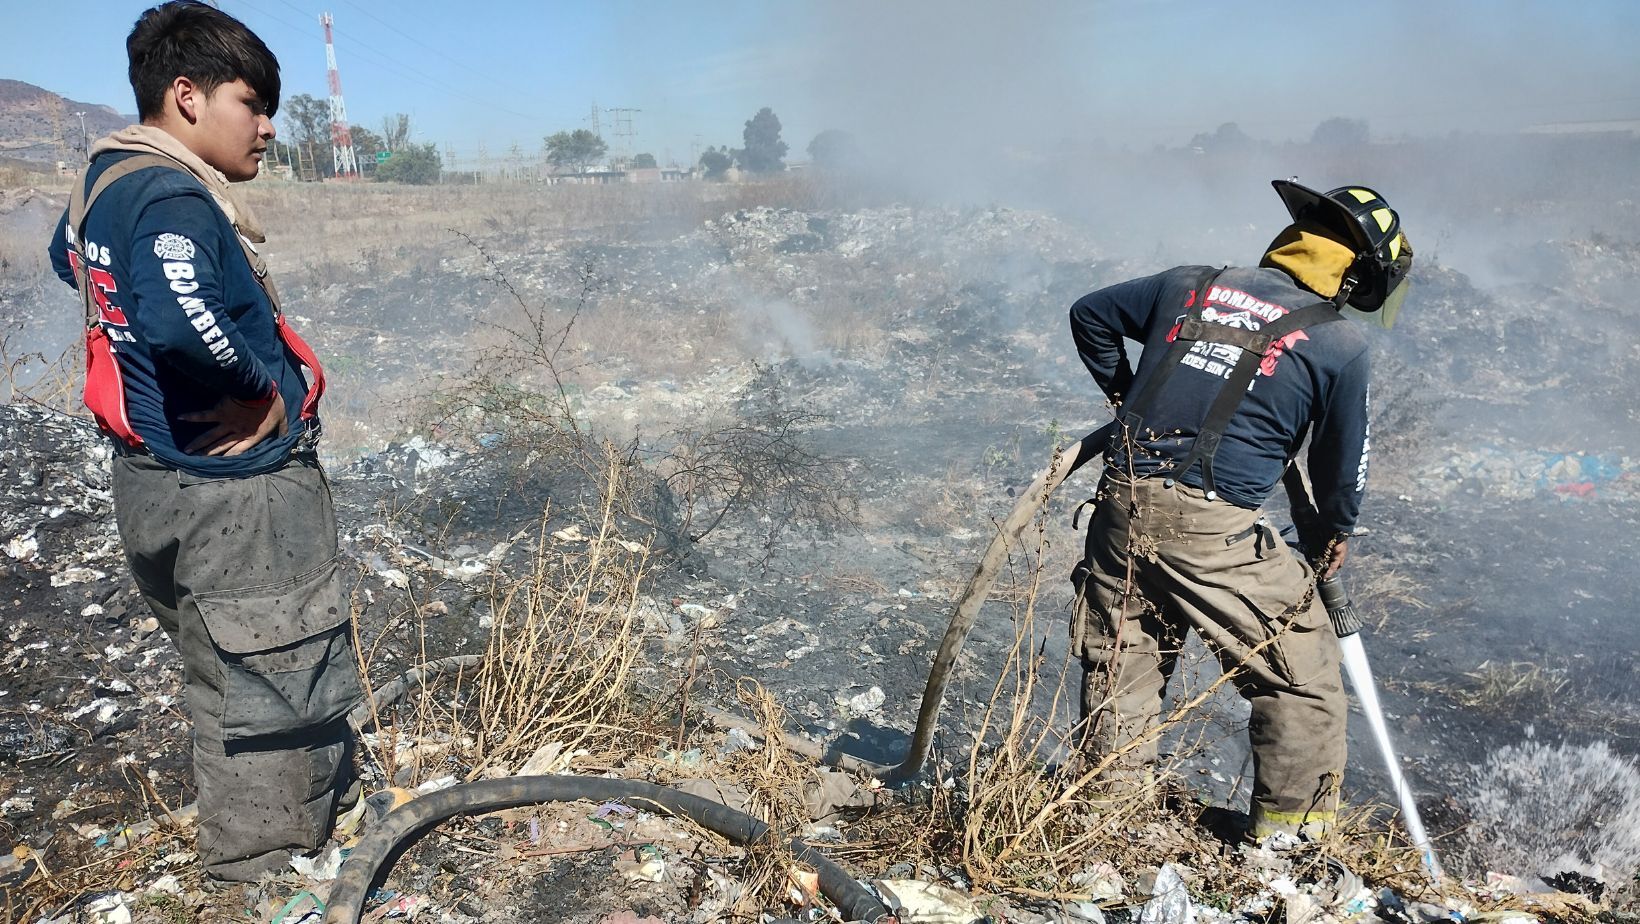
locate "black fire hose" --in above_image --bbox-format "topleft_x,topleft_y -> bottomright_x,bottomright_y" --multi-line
879,421 -> 1114,781
321,775 -> 893,924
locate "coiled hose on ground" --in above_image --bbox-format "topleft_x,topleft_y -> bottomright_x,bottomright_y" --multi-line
321,775 -> 892,924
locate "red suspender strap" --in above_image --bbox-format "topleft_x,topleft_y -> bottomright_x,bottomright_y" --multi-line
231,238 -> 324,421
67,155 -> 180,447
272,314 -> 325,419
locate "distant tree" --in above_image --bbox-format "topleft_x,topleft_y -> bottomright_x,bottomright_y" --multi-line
374,141 -> 440,184
349,125 -> 383,171
699,146 -> 732,180
1312,117 -> 1370,147
1189,121 -> 1252,152
806,129 -> 857,169
544,129 -> 607,173
380,113 -> 411,152
738,107 -> 787,173
630,152 -> 657,169
282,93 -> 331,178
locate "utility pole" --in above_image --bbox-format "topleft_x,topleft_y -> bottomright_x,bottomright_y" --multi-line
586,102 -> 602,137
320,12 -> 359,178
74,111 -> 87,161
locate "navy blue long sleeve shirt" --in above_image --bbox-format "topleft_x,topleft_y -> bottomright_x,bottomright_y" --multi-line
1070,264 -> 1371,538
50,152 -> 314,477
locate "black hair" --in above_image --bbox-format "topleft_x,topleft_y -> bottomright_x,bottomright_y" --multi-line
127,1 -> 281,121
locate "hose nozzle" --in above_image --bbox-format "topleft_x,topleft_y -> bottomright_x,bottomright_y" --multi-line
1317,574 -> 1363,637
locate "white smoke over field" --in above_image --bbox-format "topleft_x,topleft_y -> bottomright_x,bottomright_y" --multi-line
1461,739 -> 1640,892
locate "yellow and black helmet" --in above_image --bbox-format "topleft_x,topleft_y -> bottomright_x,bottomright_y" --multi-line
1273,179 -> 1412,319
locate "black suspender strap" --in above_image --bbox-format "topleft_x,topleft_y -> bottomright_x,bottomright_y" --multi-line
1117,267 -> 1223,442
1172,302 -> 1343,495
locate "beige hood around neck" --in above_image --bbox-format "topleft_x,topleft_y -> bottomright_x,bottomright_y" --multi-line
1259,219 -> 1355,299
89,124 -> 266,243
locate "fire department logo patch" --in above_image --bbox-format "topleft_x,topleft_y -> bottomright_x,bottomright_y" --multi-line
153,233 -> 195,261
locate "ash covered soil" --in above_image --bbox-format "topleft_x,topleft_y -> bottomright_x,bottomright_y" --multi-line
4,183 -> 1640,920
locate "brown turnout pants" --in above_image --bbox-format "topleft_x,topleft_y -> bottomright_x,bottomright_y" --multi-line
112,452 -> 362,881
1072,472 -> 1345,837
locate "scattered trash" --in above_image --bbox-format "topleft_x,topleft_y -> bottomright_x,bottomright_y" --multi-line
83,891 -> 134,924
673,777 -> 754,814
594,801 -> 638,820
517,740 -> 575,776
1,796 -> 35,817
51,566 -> 107,586
718,726 -> 759,754
415,775 -> 459,794
613,845 -> 666,882
4,534 -> 38,561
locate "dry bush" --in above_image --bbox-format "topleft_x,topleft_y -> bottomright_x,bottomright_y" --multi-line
0,319 -> 79,413
649,364 -> 857,554
465,454 -> 650,777
351,447 -> 656,787
424,233 -> 592,459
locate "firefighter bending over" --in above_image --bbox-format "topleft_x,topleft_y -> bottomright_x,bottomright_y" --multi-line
1068,180 -> 1412,840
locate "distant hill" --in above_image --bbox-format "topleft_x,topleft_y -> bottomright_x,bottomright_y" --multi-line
0,79 -> 132,164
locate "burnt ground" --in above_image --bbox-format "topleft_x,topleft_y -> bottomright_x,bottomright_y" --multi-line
4,187 -> 1640,920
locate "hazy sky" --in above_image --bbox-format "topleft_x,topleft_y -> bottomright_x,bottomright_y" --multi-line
3,0 -> 1637,168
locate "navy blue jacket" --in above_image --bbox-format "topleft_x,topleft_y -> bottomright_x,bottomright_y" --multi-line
1070,264 -> 1371,538
50,151 -> 314,477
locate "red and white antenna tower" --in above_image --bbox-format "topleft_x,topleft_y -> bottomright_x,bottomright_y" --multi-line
320,12 -> 359,178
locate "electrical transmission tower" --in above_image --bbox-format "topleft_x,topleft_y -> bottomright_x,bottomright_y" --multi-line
320,12 -> 359,178
608,107 -> 640,159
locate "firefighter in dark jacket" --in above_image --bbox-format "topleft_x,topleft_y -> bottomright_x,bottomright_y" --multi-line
1068,181 -> 1412,839
46,1 -> 361,882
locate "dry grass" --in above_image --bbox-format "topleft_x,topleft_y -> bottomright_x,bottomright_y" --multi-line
465,454 -> 651,778
1455,659 -> 1570,712
350,444 -> 658,788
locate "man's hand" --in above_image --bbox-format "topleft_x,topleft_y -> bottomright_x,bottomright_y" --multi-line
1321,537 -> 1350,579
180,391 -> 288,456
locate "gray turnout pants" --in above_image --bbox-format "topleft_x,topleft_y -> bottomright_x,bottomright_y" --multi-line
112,451 -> 362,881
1072,472 -> 1346,837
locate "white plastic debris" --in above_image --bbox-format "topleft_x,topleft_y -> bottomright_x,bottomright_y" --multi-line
376,568 -> 410,589
416,775 -> 459,794
51,567 -> 107,587
289,844 -> 343,880
845,686 -> 886,714
1138,864 -> 1195,924
4,535 -> 38,561
1071,861 -> 1126,902
146,873 -> 182,894
69,697 -> 119,723
873,880 -> 987,924
83,892 -> 134,924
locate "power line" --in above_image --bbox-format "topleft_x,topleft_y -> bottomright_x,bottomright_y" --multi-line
225,0 -> 549,124
333,0 -> 520,94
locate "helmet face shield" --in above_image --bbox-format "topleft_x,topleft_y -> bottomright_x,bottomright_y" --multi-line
1344,276 -> 1410,329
